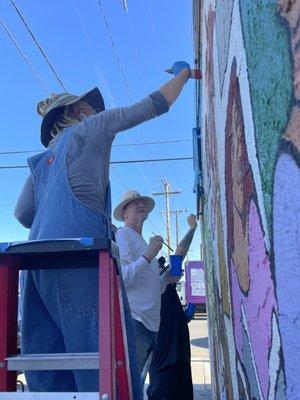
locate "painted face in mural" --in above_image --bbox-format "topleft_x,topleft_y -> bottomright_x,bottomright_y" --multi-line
226,68 -> 252,293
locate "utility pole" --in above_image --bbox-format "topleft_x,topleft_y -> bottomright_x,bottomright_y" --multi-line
153,178 -> 181,256
162,210 -> 187,246
170,210 -> 187,246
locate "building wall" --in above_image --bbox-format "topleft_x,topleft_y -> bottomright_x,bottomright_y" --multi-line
194,0 -> 300,398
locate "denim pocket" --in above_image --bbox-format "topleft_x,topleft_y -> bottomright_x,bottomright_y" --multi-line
60,268 -> 99,316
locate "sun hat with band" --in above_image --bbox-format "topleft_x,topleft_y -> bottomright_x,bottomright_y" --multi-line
37,87 -> 105,147
113,190 -> 155,222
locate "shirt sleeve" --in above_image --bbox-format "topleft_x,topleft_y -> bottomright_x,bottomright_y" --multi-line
14,175 -> 34,229
115,229 -> 151,287
83,91 -> 169,142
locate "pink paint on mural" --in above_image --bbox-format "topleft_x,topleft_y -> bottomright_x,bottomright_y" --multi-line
225,58 -> 280,398
246,200 -> 277,397
231,200 -> 277,398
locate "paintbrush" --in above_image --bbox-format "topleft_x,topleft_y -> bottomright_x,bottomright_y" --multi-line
151,232 -> 174,252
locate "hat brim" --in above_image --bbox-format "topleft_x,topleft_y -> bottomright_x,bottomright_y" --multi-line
113,196 -> 155,222
41,87 -> 105,147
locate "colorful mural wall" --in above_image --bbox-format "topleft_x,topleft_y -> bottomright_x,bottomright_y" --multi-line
193,0 -> 300,398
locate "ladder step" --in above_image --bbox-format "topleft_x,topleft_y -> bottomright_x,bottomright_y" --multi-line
6,352 -> 99,371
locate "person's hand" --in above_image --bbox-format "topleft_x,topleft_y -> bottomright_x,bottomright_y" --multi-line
143,236 -> 163,262
187,214 -> 197,230
171,61 -> 191,79
163,269 -> 182,284
166,274 -> 181,284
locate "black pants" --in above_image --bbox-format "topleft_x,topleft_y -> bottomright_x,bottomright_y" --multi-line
147,362 -> 193,400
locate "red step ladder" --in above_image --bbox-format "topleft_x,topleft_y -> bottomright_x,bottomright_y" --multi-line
0,238 -> 132,399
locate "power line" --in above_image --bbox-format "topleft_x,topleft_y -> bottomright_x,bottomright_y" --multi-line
111,165 -> 129,190
70,0 -> 152,194
112,156 -> 192,164
0,17 -> 50,94
97,1 -> 166,187
0,156 -> 192,170
0,139 -> 191,156
10,0 -> 67,92
123,9 -> 163,186
97,0 -> 133,102
78,0 -> 153,192
148,0 -> 162,75
71,0 -> 116,108
125,11 -> 147,94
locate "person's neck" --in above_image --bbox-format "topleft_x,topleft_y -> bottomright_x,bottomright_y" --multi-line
125,219 -> 144,234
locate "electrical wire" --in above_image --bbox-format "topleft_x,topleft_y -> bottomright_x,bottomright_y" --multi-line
0,156 -> 192,169
125,11 -> 147,95
0,139 -> 191,156
0,17 -> 50,94
74,0 -> 151,192
124,9 -> 162,184
96,0 -> 133,102
10,0 -> 67,92
148,0 -> 162,75
71,0 -> 116,108
97,1 -> 164,185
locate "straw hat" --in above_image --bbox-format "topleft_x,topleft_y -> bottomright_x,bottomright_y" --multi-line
113,190 -> 155,222
37,87 -> 105,147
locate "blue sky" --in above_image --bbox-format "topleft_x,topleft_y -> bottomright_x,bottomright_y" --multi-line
0,0 -> 201,260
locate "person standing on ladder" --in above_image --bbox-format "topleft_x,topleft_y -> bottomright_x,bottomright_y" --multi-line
14,61 -> 192,394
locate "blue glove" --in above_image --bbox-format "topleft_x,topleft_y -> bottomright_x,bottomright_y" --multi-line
185,302 -> 196,323
171,61 -> 191,78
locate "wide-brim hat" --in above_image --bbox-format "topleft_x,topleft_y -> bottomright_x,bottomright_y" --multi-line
37,87 -> 105,147
113,190 -> 155,222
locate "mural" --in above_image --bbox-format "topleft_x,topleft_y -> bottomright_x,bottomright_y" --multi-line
194,0 -> 300,399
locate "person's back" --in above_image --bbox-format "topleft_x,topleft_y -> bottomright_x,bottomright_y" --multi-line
147,284 -> 193,400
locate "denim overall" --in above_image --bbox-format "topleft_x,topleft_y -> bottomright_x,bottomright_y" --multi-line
21,129 -> 142,397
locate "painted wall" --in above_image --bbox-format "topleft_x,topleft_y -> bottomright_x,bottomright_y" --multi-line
193,0 -> 300,398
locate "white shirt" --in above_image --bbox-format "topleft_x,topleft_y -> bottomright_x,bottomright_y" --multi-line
115,226 -> 168,331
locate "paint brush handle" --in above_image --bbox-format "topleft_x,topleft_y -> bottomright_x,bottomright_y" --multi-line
165,68 -> 202,79
151,232 -> 174,252
162,240 -> 174,252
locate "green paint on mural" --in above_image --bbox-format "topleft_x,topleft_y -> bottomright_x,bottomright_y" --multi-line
202,203 -> 217,318
239,0 -> 292,230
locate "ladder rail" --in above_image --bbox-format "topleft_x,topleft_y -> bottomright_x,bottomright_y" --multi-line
0,241 -> 133,399
0,255 -> 18,392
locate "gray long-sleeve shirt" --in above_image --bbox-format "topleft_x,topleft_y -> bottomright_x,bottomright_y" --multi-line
15,92 -> 169,228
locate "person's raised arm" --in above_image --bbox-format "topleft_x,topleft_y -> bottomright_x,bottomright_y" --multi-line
159,61 -> 191,107
84,61 -> 191,140
175,214 -> 197,260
